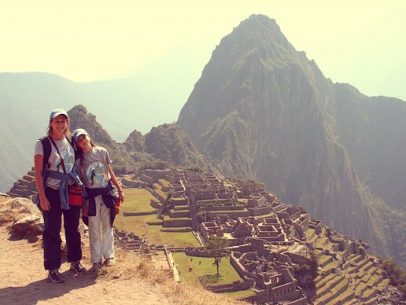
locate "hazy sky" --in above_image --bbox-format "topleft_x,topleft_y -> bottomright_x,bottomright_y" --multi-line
1,0 -> 405,101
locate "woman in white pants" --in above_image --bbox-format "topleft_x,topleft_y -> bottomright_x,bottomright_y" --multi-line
72,128 -> 124,271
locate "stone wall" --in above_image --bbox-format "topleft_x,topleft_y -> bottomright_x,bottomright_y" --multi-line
163,218 -> 192,227
121,177 -> 149,188
248,206 -> 272,216
207,210 -> 250,218
142,169 -> 170,179
146,187 -> 166,202
270,280 -> 298,302
205,280 -> 251,293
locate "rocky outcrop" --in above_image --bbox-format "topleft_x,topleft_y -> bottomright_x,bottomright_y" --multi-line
0,196 -> 43,241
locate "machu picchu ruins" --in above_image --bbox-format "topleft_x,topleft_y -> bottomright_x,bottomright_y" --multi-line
7,167 -> 406,305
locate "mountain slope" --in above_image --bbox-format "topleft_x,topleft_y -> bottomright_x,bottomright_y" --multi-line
68,105 -> 211,171
178,14 -> 406,265
0,73 -> 81,191
0,71 -> 187,191
144,123 -> 210,169
329,83 -> 406,211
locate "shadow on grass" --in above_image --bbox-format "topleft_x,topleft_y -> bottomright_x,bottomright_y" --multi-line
199,274 -> 223,286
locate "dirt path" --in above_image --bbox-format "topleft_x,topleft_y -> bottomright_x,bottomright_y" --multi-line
0,227 -> 171,305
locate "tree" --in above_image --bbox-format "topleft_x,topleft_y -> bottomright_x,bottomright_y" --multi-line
206,236 -> 229,276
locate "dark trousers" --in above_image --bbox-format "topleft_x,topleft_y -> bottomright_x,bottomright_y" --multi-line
42,187 -> 82,270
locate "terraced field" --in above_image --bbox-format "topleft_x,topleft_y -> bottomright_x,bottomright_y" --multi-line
115,187 -> 200,247
312,240 -> 390,305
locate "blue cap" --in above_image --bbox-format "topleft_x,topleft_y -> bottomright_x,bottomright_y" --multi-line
50,108 -> 68,120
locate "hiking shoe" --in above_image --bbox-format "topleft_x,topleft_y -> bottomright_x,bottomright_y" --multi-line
48,269 -> 65,283
70,261 -> 86,273
87,262 -> 102,273
103,258 -> 116,267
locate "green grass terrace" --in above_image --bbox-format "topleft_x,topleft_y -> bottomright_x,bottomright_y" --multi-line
121,188 -> 157,212
115,187 -> 200,247
172,252 -> 255,299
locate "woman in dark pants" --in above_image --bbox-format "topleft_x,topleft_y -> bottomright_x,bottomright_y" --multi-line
34,108 -> 85,283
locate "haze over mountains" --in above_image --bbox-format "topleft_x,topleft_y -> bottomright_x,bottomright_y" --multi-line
178,15 -> 406,265
1,14 -> 405,265
67,104 -> 210,173
0,70 -> 191,191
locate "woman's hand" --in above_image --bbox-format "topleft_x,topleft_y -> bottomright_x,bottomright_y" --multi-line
118,190 -> 125,203
39,195 -> 51,211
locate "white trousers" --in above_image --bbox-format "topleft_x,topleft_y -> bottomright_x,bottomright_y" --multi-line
88,195 -> 115,263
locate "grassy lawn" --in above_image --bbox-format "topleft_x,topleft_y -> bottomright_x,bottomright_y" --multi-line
322,260 -> 339,271
148,226 -> 200,247
173,205 -> 190,211
316,273 -> 335,289
158,179 -> 170,187
115,213 -> 160,237
318,254 -> 333,266
377,279 -> 389,290
153,183 -> 167,199
172,252 -> 242,288
122,188 -> 156,212
355,281 -> 367,294
332,278 -> 348,292
115,213 -> 200,247
367,273 -> 382,286
362,288 -> 377,299
327,289 -> 353,305
305,227 -> 316,239
163,215 -> 191,221
314,234 -> 329,249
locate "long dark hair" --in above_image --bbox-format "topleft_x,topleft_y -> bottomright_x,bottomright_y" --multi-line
75,137 -> 97,166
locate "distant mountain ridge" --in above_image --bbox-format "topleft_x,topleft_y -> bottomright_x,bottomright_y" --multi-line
68,105 -> 211,173
0,71 -> 189,191
178,14 -> 406,265
1,14 -> 405,266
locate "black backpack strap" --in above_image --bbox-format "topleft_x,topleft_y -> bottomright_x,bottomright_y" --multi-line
39,136 -> 51,175
40,135 -> 75,173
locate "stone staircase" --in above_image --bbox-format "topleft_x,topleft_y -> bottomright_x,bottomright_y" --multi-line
8,168 -> 37,199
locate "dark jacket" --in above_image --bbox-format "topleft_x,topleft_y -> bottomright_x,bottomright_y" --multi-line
83,181 -> 116,226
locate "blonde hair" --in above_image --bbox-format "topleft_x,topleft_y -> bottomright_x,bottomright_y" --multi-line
47,116 -> 72,139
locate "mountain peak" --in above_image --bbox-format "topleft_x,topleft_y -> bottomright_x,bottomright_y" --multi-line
69,104 -> 88,114
68,105 -> 115,147
178,14 -> 303,140
238,14 -> 281,35
223,14 -> 295,59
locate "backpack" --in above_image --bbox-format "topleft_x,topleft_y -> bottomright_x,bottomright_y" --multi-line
39,136 -> 52,175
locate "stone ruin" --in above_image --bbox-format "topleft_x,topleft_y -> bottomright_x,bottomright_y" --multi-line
114,228 -> 151,256
7,167 -> 37,200
7,166 -> 402,304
